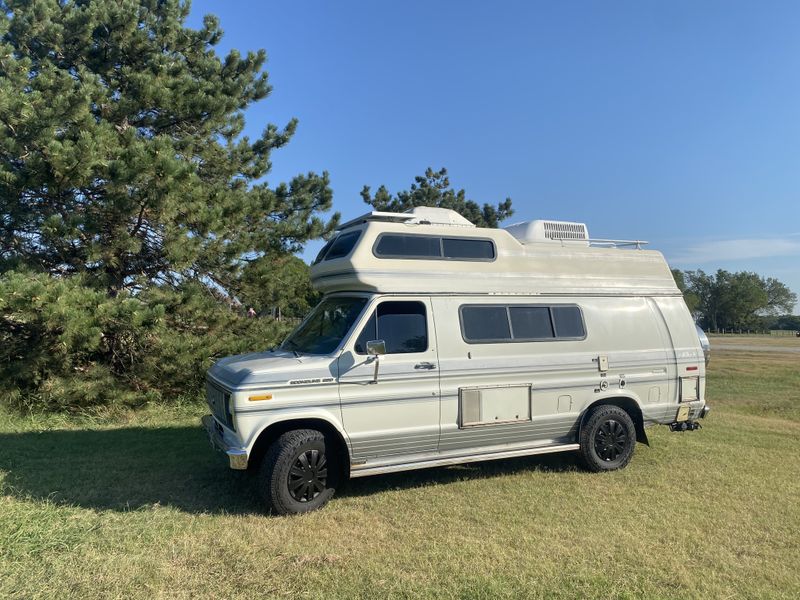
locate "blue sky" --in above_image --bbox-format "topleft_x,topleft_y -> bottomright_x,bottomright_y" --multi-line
188,1 -> 800,310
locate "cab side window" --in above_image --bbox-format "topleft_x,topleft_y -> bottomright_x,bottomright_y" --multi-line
355,301 -> 428,354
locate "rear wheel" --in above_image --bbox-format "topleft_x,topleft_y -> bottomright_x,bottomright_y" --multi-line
579,405 -> 636,472
258,429 -> 340,514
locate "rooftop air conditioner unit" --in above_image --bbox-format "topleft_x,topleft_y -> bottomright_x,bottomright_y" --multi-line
504,220 -> 590,245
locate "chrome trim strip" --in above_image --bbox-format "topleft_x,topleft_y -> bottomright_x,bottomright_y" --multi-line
350,442 -> 580,477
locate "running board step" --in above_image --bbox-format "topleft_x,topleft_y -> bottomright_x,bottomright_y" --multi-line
349,443 -> 580,478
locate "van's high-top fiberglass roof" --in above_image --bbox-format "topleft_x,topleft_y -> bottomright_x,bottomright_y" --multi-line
310,208 -> 679,297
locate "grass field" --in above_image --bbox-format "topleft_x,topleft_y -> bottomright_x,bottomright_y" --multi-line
709,333 -> 800,348
1,341 -> 799,599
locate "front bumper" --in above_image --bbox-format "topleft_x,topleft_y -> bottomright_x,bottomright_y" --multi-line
202,414 -> 248,470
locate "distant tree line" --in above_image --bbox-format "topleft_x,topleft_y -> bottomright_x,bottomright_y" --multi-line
671,269 -> 798,332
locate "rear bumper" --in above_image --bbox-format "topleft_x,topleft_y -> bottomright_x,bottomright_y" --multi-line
202,414 -> 248,470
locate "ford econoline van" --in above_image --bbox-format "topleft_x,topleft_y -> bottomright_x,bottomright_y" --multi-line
203,207 -> 709,514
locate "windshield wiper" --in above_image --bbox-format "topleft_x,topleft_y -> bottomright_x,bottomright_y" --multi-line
281,339 -> 302,358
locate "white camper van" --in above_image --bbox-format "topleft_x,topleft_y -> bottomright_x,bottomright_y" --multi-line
203,207 -> 709,514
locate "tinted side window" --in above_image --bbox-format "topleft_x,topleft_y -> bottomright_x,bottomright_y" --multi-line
552,306 -> 585,338
324,231 -> 361,261
355,301 -> 428,354
460,304 -> 585,343
509,306 -> 554,339
461,306 -> 512,341
375,235 -> 441,258
442,238 -> 495,259
354,313 -> 376,354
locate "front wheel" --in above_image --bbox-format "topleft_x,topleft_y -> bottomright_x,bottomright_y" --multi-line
578,405 -> 636,472
258,429 -> 340,514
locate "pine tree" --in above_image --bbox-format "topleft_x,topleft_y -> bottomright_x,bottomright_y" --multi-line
238,254 -> 318,320
0,0 -> 337,296
0,1 -> 333,409
360,167 -> 513,228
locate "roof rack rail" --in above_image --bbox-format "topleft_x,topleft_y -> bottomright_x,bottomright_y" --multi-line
551,237 -> 649,249
338,207 -> 476,231
338,211 -> 416,231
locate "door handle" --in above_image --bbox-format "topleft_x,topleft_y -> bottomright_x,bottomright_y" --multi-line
414,362 -> 436,370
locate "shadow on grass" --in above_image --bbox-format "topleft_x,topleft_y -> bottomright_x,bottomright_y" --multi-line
0,425 -> 580,514
0,426 -> 263,514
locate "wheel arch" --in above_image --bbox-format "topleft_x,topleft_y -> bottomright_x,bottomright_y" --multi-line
579,395 -> 649,446
248,417 -> 352,477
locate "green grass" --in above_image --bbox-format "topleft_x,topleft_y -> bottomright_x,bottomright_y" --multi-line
709,333 -> 800,347
1,348 -> 799,599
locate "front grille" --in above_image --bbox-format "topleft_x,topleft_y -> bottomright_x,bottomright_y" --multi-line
206,379 -> 234,430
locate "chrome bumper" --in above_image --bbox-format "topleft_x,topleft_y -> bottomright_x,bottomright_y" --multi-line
201,414 -> 248,470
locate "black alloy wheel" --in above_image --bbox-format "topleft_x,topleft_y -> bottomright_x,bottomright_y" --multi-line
578,404 -> 636,472
593,418 -> 628,462
258,429 -> 340,514
288,448 -> 328,503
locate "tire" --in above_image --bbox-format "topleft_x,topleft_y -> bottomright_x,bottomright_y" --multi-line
578,405 -> 636,472
258,429 -> 340,515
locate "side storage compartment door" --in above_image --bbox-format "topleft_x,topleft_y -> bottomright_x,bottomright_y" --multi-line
337,297 -> 440,460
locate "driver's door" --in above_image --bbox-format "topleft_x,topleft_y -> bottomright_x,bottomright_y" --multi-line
338,297 -> 440,460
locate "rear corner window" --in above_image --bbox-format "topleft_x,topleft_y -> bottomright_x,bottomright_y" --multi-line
442,238 -> 495,260
551,306 -> 585,338
461,306 -> 511,342
323,230 -> 361,261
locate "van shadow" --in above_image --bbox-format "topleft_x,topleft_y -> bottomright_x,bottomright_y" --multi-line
0,426 -> 263,514
0,426 -> 580,514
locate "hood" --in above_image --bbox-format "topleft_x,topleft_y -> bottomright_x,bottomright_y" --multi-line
208,350 -> 338,388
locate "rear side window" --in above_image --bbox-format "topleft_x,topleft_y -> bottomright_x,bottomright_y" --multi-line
355,301 -> 428,354
461,306 -> 511,342
375,234 -> 440,258
509,306 -> 554,339
460,304 -> 585,343
374,234 -> 495,261
551,306 -> 584,338
442,238 -> 495,259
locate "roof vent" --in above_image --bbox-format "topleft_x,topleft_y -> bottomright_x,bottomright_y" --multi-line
504,220 -> 589,245
405,207 -> 476,227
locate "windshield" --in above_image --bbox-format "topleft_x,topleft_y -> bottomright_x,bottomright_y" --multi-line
280,297 -> 368,355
